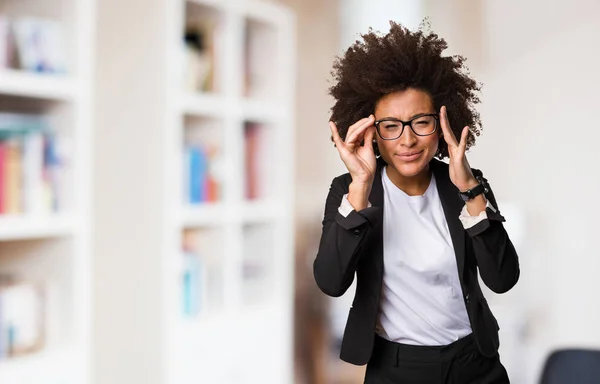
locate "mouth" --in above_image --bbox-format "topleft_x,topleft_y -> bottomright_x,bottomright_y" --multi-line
395,150 -> 424,162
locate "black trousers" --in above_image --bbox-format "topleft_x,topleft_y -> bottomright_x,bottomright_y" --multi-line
364,334 -> 510,384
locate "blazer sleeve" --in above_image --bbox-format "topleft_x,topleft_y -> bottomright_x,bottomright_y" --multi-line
313,175 -> 376,297
467,169 -> 520,294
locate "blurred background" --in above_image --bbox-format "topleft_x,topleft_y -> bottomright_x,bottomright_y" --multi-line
0,0 -> 599,383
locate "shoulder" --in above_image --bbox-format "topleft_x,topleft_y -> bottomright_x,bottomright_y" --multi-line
430,158 -> 484,178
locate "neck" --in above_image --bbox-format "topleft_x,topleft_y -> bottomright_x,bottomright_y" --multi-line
386,164 -> 432,196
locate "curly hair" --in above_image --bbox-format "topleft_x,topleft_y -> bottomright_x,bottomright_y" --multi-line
329,21 -> 482,159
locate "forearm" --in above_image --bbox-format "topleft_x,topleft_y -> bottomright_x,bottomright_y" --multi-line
472,223 -> 520,293
463,170 -> 520,293
314,177 -> 372,297
314,214 -> 367,297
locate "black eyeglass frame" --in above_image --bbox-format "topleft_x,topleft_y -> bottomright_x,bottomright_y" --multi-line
374,113 -> 440,140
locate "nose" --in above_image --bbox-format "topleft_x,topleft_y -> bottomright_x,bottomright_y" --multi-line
399,124 -> 417,147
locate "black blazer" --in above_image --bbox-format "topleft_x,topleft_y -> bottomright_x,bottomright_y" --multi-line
313,158 -> 520,365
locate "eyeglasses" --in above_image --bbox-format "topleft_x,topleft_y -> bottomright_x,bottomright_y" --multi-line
374,113 -> 439,140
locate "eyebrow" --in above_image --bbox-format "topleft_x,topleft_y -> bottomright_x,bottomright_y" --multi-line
375,112 -> 435,121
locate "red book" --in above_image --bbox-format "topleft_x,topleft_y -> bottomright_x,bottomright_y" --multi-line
245,123 -> 259,200
0,141 -> 6,214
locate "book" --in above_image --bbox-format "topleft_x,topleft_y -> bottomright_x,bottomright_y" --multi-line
244,123 -> 259,200
0,113 -> 64,215
184,143 -> 221,204
0,280 -> 46,359
3,137 -> 22,214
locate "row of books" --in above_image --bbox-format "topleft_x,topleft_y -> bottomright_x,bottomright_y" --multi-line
0,113 -> 67,215
179,225 -> 275,313
0,277 -> 46,359
183,144 -> 220,204
0,14 -> 66,73
183,122 -> 273,204
180,229 -> 223,316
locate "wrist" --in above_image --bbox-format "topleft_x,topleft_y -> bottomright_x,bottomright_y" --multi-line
348,181 -> 372,211
457,177 -> 479,192
465,194 -> 487,216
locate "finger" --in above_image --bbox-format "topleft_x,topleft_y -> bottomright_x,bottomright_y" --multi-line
458,126 -> 469,153
439,106 -> 458,147
364,125 -> 375,151
346,115 -> 375,145
346,115 -> 374,144
344,117 -> 370,141
329,121 -> 342,146
330,122 -> 351,159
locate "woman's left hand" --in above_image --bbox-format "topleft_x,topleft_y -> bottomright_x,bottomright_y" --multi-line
439,105 -> 478,191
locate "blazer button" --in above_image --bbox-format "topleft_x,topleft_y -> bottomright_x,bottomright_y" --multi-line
465,294 -> 470,303
353,229 -> 360,237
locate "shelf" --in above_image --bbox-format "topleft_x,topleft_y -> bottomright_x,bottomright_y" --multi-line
242,0 -> 293,25
241,200 -> 283,223
185,0 -> 229,12
0,70 -> 78,101
0,347 -> 79,384
241,99 -> 286,122
0,214 -> 76,241
180,201 -> 284,226
180,93 -> 228,117
181,203 -> 226,227
177,309 -> 229,332
181,95 -> 287,121
176,301 -> 278,334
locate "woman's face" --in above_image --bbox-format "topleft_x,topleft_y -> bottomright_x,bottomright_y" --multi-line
374,88 -> 440,178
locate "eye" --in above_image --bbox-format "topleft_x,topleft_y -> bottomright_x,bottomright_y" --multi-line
382,122 -> 399,130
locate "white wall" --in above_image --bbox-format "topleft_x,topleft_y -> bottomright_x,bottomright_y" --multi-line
338,0 -> 600,382
478,2 -> 600,382
339,0 -> 423,49
426,1 -> 600,383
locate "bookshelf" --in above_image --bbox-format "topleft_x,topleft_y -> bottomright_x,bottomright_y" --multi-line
164,0 -> 296,383
0,0 -> 93,383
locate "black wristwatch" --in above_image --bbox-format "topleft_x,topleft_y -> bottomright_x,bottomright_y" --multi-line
458,176 -> 489,202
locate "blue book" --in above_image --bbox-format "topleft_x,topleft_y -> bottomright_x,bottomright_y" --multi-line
182,251 -> 202,316
188,146 -> 207,204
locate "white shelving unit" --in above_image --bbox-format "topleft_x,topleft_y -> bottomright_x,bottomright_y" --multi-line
0,0 -> 93,383
163,0 -> 296,383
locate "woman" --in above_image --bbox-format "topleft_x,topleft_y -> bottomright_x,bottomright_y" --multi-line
313,22 -> 520,383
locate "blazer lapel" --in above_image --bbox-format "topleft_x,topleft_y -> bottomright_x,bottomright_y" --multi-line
369,158 -> 386,208
430,159 -> 466,278
367,158 -> 386,277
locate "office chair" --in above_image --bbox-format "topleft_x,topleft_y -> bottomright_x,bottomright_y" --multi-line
540,349 -> 600,384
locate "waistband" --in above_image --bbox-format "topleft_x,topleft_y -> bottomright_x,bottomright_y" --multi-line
372,333 -> 476,364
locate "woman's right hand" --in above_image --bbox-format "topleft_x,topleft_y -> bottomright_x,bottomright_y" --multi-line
329,115 -> 377,187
